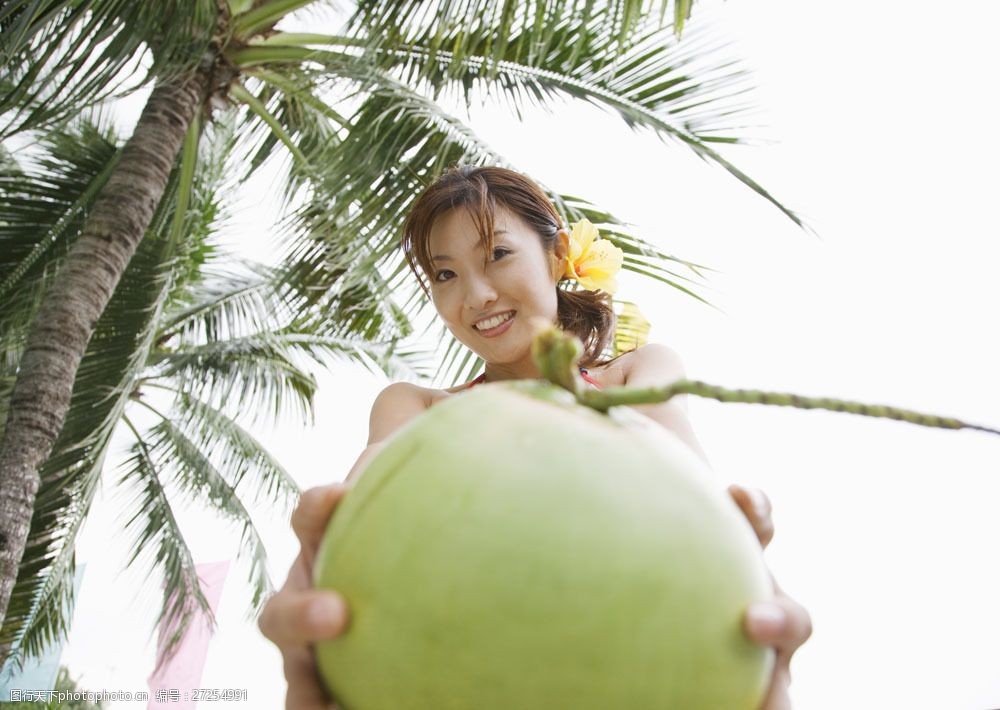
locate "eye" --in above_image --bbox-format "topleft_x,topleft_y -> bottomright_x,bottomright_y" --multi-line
433,269 -> 455,283
492,247 -> 511,260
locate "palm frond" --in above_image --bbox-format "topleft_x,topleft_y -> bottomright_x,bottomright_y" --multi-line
171,392 -> 301,509
0,113 -> 121,362
613,300 -> 652,355
116,414 -> 213,669
0,0 -> 218,138
342,9 -> 797,224
166,112 -> 202,251
150,331 -> 321,427
0,112 -> 186,664
1,182 -> 179,665
152,327 -> 433,427
142,415 -> 274,616
160,263 -> 290,347
341,0 -> 698,71
250,68 -> 348,204
231,0 -> 319,39
162,113 -> 242,309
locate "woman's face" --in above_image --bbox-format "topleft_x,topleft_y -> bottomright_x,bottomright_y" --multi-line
427,205 -> 567,367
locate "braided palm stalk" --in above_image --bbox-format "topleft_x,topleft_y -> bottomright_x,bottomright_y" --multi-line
530,322 -> 1000,438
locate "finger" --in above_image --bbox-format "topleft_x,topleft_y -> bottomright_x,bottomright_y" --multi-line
757,665 -> 792,710
283,646 -> 336,710
291,484 -> 350,552
744,596 -> 813,652
274,551 -> 311,596
259,589 -> 350,649
728,484 -> 775,549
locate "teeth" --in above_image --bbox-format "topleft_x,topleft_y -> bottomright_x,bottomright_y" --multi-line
476,311 -> 514,330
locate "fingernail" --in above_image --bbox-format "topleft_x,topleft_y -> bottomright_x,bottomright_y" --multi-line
748,603 -> 786,636
748,488 -> 768,515
308,595 -> 345,632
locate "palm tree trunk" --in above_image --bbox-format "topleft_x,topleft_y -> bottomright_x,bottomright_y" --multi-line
0,68 -> 212,657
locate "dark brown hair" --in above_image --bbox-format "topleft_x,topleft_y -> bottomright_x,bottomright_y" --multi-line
401,164 -> 617,367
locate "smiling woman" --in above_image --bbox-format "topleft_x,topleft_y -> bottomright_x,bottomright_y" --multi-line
257,164 -> 813,709
402,165 -> 619,376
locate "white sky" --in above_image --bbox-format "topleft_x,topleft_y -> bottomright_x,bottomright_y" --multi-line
55,1 -> 1000,708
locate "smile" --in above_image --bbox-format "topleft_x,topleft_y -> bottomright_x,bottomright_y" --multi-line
473,311 -> 516,337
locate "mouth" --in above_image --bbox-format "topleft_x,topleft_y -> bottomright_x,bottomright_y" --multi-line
473,310 -> 516,337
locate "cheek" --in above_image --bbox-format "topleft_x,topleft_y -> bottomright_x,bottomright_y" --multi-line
528,277 -> 559,316
543,288 -> 559,319
430,286 -> 447,309
516,289 -> 556,326
432,289 -> 461,324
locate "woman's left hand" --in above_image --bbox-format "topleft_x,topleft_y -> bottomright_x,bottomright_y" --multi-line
728,484 -> 813,710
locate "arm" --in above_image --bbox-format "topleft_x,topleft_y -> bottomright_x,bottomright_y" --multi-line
622,343 -> 711,466
260,381 -> 428,709
345,382 -> 427,484
624,344 -> 812,710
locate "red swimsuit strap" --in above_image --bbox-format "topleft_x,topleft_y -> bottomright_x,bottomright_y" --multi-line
467,373 -> 487,388
466,369 -> 601,389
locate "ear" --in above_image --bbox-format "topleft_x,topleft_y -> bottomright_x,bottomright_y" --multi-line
550,228 -> 570,282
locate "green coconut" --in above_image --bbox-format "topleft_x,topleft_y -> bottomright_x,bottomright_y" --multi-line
313,378 -> 775,709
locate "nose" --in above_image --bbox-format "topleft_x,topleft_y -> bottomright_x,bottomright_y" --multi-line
463,271 -> 499,313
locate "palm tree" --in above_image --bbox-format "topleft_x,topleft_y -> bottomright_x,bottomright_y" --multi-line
0,113 -> 429,667
0,0 -> 805,666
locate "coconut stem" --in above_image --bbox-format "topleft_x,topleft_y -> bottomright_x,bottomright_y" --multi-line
580,381 -> 1000,436
530,319 -> 587,397
530,324 -> 1000,437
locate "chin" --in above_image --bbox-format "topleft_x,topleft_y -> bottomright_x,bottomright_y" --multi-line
449,323 -> 533,365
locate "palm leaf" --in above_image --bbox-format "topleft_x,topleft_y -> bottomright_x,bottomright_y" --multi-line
337,9 -> 796,223
143,414 -> 274,615
116,415 -> 213,669
1,170 -> 180,665
159,263 -> 292,347
150,331 -> 321,427
0,113 -> 122,361
0,109 -> 232,665
171,392 -> 300,508
0,112 -> 186,662
342,0 -> 699,69
0,0 -> 218,138
2,105 -> 320,665
613,300 -> 652,355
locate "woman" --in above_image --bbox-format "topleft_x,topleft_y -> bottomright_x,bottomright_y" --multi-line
259,166 -> 812,709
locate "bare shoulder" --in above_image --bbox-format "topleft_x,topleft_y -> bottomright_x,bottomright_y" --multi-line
367,381 -> 432,446
596,343 -> 690,416
620,343 -> 687,387
580,344 -> 683,389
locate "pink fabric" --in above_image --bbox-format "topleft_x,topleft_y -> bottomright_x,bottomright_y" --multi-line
580,370 -> 601,387
147,560 -> 230,709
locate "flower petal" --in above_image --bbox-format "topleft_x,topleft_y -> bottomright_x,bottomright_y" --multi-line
576,272 -> 619,294
571,218 -> 599,253
565,219 -> 602,279
575,238 -> 623,294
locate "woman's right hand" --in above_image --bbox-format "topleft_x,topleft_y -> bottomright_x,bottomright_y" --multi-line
258,483 -> 352,710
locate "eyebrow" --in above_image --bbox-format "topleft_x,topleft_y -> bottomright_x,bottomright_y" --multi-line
431,230 -> 508,262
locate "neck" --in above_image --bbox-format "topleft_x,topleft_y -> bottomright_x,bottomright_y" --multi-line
482,360 -> 543,383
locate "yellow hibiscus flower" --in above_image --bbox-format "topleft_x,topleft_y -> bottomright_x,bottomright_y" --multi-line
563,218 -> 624,294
